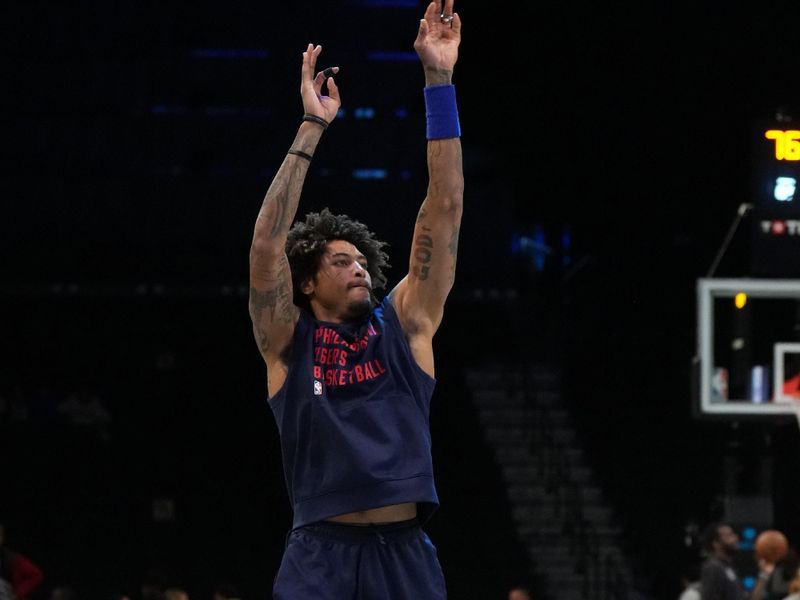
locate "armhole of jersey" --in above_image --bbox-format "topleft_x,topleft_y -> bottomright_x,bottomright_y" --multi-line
267,309 -> 311,403
383,295 -> 437,388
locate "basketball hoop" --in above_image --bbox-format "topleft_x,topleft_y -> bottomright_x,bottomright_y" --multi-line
783,365 -> 800,429
773,343 -> 800,428
792,395 -> 800,432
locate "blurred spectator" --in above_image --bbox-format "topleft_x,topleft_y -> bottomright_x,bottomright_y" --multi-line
699,521 -> 774,600
164,588 -> 189,600
211,583 -> 240,600
140,567 -> 169,600
678,560 -> 701,600
48,584 -> 77,600
769,547 -> 800,598
783,565 -> 800,599
678,579 -> 701,600
57,385 -> 111,443
0,521 -> 44,600
507,585 -> 533,600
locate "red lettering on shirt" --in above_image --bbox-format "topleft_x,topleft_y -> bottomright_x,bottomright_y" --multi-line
312,323 -> 390,390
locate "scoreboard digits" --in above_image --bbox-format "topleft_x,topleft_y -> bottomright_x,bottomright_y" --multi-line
764,130 -> 800,161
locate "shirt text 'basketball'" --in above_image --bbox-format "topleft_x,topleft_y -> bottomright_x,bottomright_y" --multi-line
312,323 -> 387,391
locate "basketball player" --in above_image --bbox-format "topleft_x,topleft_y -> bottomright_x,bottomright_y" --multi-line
699,522 -> 776,600
248,2 -> 463,598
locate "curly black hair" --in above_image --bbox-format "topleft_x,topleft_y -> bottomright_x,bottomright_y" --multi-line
286,208 -> 390,313
700,521 -> 724,553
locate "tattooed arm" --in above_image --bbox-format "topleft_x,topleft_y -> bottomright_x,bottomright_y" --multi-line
391,1 -> 463,378
249,44 -> 341,397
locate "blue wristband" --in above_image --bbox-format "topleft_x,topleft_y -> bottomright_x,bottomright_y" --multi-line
424,84 -> 461,140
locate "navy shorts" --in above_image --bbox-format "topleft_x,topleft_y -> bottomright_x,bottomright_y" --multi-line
273,518 -> 447,600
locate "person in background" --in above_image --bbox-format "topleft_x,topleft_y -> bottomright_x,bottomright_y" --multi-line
140,567 -> 169,600
48,585 -> 76,600
678,560 -> 702,600
769,547 -> 800,599
508,585 -> 533,600
211,583 -> 240,600
699,521 -> 774,600
782,565 -> 800,600
0,522 -> 44,600
678,579 -> 701,600
164,588 -> 189,600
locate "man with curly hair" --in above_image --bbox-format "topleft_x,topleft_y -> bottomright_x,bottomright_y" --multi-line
248,2 -> 462,598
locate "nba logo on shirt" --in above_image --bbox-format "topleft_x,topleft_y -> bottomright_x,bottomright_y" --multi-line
313,380 -> 323,395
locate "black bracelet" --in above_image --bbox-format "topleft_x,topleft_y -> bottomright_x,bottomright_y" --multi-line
302,114 -> 329,130
287,149 -> 313,161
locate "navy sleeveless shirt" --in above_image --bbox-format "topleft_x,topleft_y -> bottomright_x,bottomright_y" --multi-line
268,295 -> 439,529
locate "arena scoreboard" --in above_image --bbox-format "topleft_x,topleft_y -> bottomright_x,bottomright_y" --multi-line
750,118 -> 800,277
752,120 -> 800,210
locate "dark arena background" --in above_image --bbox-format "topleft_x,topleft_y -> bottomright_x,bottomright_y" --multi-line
3,2 -> 800,600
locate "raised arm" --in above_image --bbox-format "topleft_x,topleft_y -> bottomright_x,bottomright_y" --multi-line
749,558 -> 775,600
391,0 -> 463,377
249,44 -> 340,393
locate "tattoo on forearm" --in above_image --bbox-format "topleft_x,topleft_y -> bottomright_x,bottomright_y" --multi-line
426,141 -> 463,200
268,188 -> 289,238
413,230 -> 434,281
424,66 -> 452,86
256,161 -> 306,241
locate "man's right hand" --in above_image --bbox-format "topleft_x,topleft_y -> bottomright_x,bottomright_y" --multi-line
300,44 -> 341,123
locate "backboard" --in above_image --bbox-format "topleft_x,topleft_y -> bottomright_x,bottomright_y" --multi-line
695,278 -> 800,420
